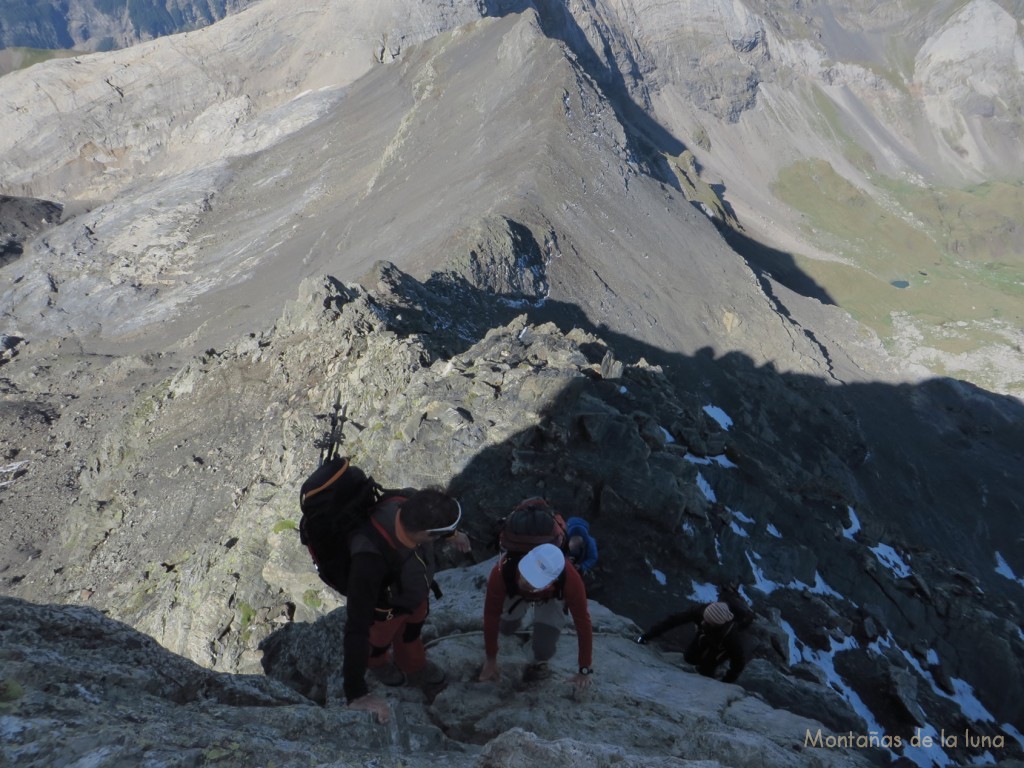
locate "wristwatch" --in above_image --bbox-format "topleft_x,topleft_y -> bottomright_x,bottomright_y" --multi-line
579,666 -> 593,675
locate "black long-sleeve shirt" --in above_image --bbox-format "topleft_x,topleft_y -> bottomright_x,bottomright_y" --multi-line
342,500 -> 436,702
342,551 -> 401,702
644,599 -> 753,683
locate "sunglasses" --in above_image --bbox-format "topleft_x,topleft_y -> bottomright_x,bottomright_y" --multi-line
425,499 -> 462,536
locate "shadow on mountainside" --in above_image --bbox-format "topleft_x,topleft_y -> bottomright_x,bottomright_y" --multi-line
723,226 -> 836,307
481,3 -> 837,314
10,252 -> 1017,763
354,260 -> 1024,754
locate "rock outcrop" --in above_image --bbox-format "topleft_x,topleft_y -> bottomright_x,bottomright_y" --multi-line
3,259 -> 1022,765
0,194 -> 63,269
3,564 -> 879,768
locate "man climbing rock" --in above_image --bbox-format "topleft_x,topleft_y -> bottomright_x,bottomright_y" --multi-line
478,543 -> 593,693
344,488 -> 470,723
637,595 -> 754,684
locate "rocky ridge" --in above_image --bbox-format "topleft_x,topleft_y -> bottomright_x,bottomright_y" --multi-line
3,251 -> 1023,765
3,1 -> 1022,395
3,567 -> 878,768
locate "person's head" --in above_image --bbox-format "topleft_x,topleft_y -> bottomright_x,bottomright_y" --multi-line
702,601 -> 734,627
398,488 -> 461,541
506,499 -> 556,537
568,535 -> 585,560
517,543 -> 566,592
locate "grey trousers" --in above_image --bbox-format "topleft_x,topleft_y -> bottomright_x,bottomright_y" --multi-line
499,596 -> 565,662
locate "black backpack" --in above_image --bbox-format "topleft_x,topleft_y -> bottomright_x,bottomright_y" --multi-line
299,456 -> 389,595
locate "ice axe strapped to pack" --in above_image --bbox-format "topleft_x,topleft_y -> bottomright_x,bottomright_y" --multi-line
298,399 -> 391,595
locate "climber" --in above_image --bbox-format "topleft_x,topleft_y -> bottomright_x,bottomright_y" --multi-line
478,543 -> 594,692
565,516 -> 598,583
344,488 -> 471,723
636,594 -> 754,683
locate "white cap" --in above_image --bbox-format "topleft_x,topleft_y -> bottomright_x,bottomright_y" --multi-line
518,543 -> 566,589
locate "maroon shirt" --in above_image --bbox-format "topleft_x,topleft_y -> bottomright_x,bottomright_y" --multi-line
483,556 -> 593,669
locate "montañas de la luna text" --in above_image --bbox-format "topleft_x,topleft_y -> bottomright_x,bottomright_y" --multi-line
804,728 -> 1006,750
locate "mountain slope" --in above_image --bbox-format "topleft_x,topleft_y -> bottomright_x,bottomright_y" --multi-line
4,0 -> 1021,394
1,2 -> 1023,767
1,8 -> 869,378
564,0 -> 1024,395
0,0 -> 257,54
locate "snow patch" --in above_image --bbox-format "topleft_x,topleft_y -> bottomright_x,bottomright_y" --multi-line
688,580 -> 719,602
696,471 -> 716,502
745,551 -> 779,595
702,405 -> 733,430
808,572 -> 845,599
870,543 -> 912,578
877,634 -> 995,723
727,508 -> 753,538
744,552 -> 848,602
994,552 -> 1024,587
644,558 -> 667,586
901,725 -> 952,768
732,509 -> 755,524
684,453 -> 737,468
798,634 -> 900,751
1003,723 -> 1024,750
947,678 -> 995,723
784,625 -> 947,764
842,506 -> 861,539
0,462 -> 28,488
766,523 -> 783,538
728,520 -> 749,537
778,619 -> 802,666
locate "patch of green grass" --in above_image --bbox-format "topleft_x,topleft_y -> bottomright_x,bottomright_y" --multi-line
875,178 -> 1024,286
237,601 -> 257,642
807,88 -> 879,175
0,679 -> 25,703
303,589 -> 322,610
203,741 -> 243,763
774,159 -> 940,276
771,159 -> 1024,362
272,519 -> 298,534
807,87 -> 845,142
